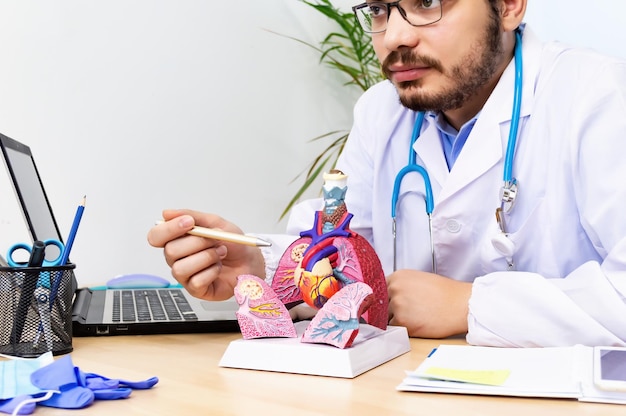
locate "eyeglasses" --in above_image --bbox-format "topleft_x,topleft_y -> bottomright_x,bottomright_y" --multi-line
352,0 -> 443,34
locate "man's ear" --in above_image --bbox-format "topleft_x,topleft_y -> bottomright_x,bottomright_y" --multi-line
500,0 -> 527,32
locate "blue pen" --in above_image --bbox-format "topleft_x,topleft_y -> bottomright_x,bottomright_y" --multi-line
48,195 -> 86,309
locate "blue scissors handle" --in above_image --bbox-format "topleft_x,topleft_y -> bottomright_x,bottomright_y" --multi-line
6,239 -> 65,268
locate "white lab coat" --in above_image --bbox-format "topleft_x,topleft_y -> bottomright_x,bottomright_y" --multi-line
268,27 -> 626,347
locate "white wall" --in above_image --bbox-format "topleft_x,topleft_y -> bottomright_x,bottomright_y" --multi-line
525,0 -> 626,59
526,0 -> 626,58
1,0 -> 624,286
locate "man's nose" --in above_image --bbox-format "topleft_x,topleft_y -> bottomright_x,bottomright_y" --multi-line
383,7 -> 420,51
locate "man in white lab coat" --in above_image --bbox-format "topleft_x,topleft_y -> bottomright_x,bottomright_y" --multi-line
148,0 -> 626,347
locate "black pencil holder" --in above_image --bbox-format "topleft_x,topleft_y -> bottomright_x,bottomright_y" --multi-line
0,263 -> 76,357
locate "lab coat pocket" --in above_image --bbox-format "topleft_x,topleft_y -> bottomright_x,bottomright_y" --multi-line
479,198 -> 558,276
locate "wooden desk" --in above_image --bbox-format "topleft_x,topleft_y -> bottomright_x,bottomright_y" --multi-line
33,333 -> 622,415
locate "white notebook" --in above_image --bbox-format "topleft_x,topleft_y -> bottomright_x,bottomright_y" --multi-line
398,344 -> 626,405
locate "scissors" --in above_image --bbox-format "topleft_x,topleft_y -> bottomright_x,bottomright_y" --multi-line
6,239 -> 65,269
6,239 -> 65,350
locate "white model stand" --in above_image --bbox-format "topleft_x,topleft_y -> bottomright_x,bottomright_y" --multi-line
219,321 -> 411,378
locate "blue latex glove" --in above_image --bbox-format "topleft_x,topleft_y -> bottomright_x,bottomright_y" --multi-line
33,386 -> 94,410
0,395 -> 37,415
92,388 -> 133,400
30,355 -> 77,391
78,371 -> 159,390
29,357 -> 94,410
30,355 -> 158,409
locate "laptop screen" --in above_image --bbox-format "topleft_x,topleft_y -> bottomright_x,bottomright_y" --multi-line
0,133 -> 64,249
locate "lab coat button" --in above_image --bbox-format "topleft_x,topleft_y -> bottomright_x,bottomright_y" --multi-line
445,219 -> 461,233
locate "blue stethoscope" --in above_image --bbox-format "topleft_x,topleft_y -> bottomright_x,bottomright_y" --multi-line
391,29 -> 524,273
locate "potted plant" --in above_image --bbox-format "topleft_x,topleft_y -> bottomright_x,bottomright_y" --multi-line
277,0 -> 383,219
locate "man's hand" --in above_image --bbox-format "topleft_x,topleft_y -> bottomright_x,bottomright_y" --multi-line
147,209 -> 266,301
387,270 -> 471,338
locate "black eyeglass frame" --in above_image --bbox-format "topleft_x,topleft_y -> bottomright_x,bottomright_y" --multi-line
352,1 -> 444,34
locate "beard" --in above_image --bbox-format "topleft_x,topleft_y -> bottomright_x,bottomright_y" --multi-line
382,15 -> 504,112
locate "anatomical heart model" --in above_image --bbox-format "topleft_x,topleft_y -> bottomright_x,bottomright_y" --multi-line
234,170 -> 388,349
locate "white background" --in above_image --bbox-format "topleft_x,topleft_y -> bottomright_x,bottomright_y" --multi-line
1,0 -> 624,286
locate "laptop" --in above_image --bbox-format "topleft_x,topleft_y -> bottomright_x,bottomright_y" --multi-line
0,132 -> 240,336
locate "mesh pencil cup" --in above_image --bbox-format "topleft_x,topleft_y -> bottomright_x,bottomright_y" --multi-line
0,263 -> 76,357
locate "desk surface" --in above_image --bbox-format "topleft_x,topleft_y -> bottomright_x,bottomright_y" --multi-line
32,332 -> 622,415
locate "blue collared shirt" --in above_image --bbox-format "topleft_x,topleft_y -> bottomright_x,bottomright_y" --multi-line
428,112 -> 478,171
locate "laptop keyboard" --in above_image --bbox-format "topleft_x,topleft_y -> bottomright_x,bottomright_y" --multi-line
111,289 -> 199,322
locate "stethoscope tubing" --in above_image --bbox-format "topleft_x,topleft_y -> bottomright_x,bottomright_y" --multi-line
503,30 -> 524,186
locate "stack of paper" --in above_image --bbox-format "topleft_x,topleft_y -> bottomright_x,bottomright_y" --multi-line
397,344 -> 626,405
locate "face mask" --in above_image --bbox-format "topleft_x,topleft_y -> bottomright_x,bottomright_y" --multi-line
0,352 -> 53,400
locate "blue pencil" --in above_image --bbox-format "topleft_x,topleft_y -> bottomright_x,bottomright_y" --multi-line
48,195 -> 86,308
60,195 -> 86,265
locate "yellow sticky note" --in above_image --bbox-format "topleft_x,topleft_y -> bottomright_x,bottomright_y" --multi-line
423,367 -> 511,386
